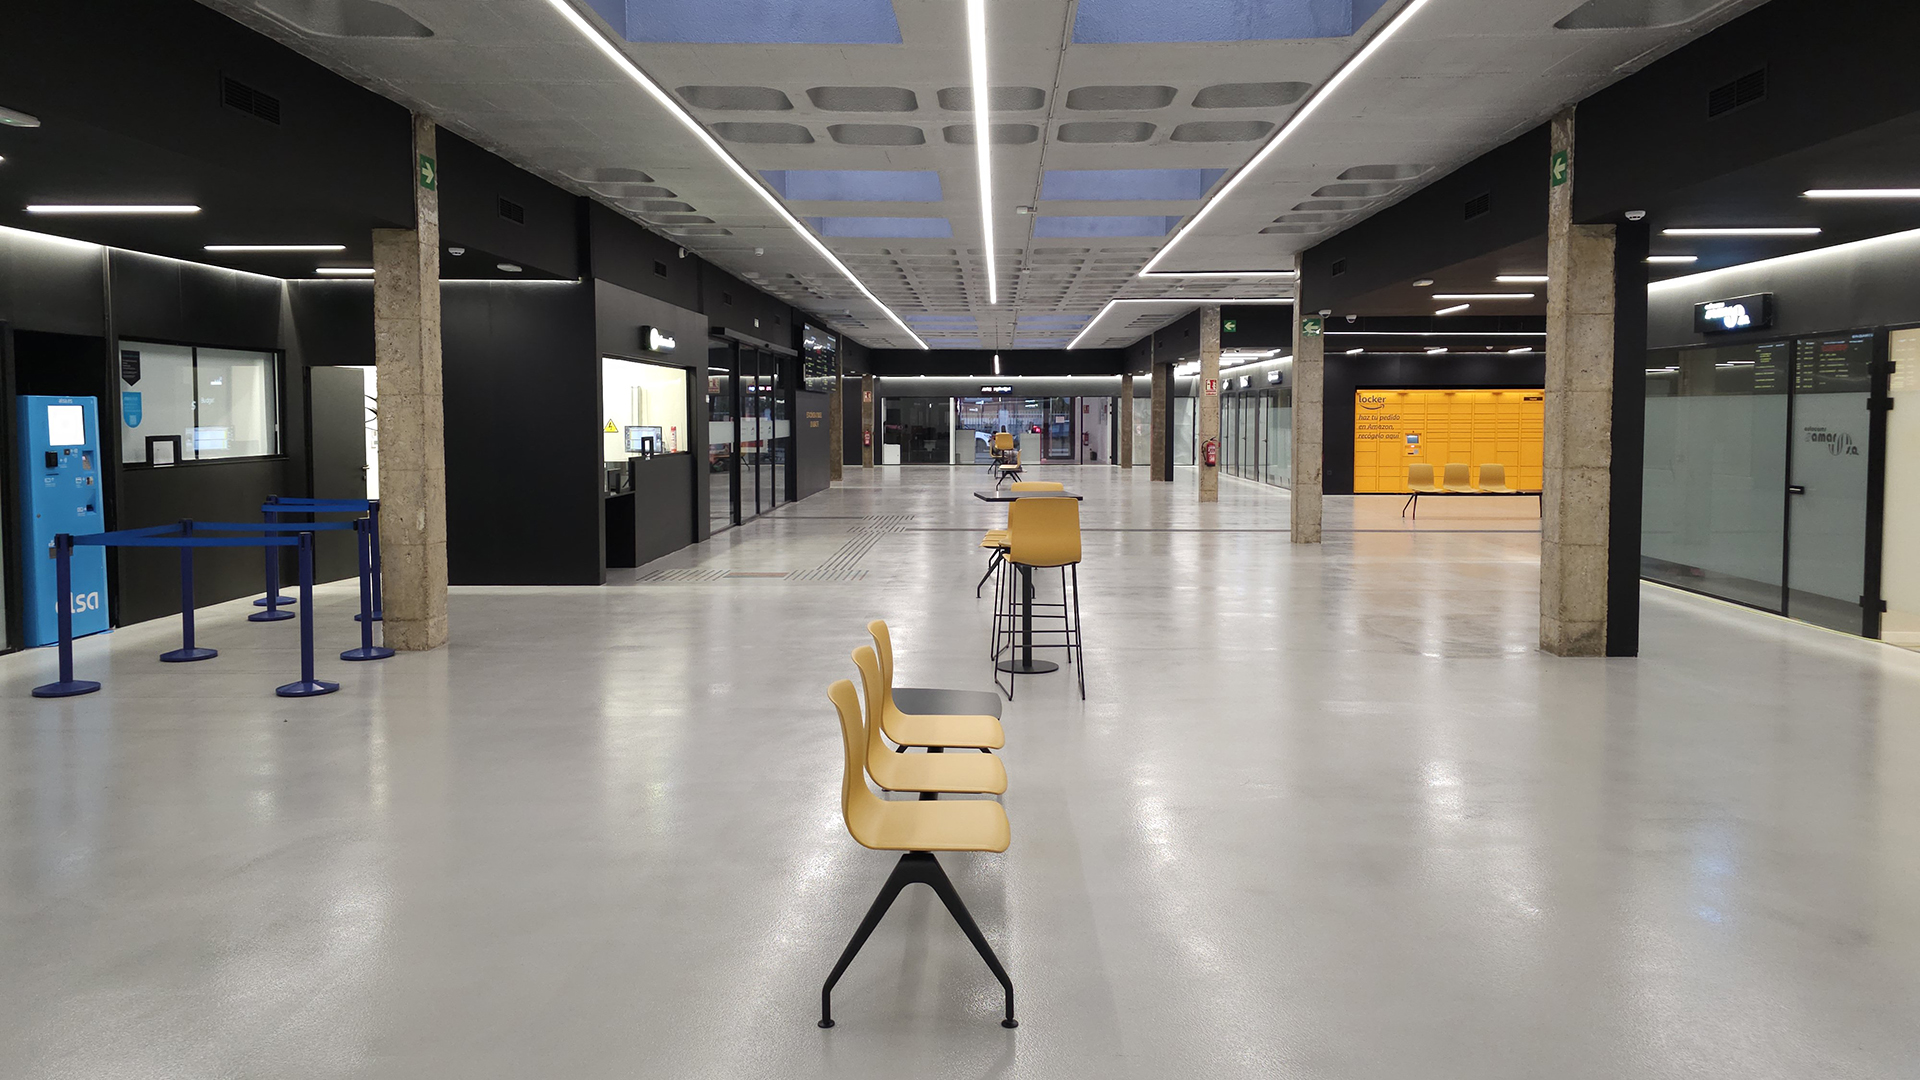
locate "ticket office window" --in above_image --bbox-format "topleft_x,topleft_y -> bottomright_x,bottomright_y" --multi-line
602,356 -> 690,463
118,340 -> 281,464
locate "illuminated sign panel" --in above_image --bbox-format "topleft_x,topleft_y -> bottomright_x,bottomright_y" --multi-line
1694,294 -> 1774,334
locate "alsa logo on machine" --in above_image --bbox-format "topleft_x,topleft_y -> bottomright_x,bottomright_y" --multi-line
69,591 -> 101,613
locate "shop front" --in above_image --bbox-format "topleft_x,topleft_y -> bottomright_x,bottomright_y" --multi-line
1643,232 -> 1920,644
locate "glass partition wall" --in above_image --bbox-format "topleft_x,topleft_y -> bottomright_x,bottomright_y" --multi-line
1219,384 -> 1292,488
706,339 -> 791,528
1642,329 -> 1889,636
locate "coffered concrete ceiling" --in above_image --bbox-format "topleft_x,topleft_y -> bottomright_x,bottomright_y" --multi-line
193,0 -> 1768,350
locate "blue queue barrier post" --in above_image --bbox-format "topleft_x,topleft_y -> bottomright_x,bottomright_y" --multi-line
250,499 -> 295,622
341,519 -> 395,662
160,519 -> 218,663
31,533 -> 102,698
357,498 -> 383,623
276,532 -> 339,697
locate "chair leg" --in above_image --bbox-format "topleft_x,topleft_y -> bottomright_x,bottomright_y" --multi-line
1070,563 -> 1085,700
819,852 -> 1017,1029
1401,493 -> 1415,518
976,550 -> 1002,598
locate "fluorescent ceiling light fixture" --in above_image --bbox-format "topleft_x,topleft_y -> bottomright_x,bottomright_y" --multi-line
1803,189 -> 1920,199
1326,331 -> 1542,337
1425,347 -> 1448,354
1347,347 -> 1365,354
993,353 -> 1001,375
315,267 -> 375,276
1173,361 -> 1201,376
1412,279 -> 1434,287
1435,303 -> 1469,316
1646,255 -> 1698,264
1067,296 -> 1292,348
0,105 -> 41,127
1649,226 -> 1920,294
1432,293 -> 1534,300
967,0 -> 996,304
539,0 -> 927,348
205,244 -> 346,252
1661,227 -> 1820,237
26,204 -> 200,215
1139,0 -> 1434,277
1494,275 -> 1548,283
1146,269 -> 1296,279
1508,346 -> 1533,354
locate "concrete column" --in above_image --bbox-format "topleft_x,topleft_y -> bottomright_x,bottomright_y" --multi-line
860,373 -> 875,468
1290,266 -> 1324,543
1198,306 -> 1222,502
1150,363 -> 1171,481
828,364 -> 843,482
371,113 -> 448,650
1118,374 -> 1134,469
1541,106 -> 1618,657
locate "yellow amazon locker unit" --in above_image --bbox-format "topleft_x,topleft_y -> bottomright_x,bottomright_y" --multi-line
1353,389 -> 1544,493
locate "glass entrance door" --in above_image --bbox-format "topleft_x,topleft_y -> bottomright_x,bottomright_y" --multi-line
706,339 -> 737,532
1884,328 -> 1920,648
1786,332 -> 1876,632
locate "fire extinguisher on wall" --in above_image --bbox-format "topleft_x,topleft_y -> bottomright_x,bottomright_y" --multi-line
863,428 -> 872,447
1203,438 -> 1219,467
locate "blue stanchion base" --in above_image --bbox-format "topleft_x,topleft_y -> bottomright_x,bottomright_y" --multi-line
275,679 -> 340,697
33,680 -> 101,698
248,609 -> 297,623
160,647 -> 219,663
353,612 -> 385,623
340,645 -> 395,662
253,595 -> 295,607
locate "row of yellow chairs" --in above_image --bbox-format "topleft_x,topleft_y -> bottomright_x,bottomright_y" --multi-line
980,482 -> 1085,700
821,619 -> 1018,1029
1402,462 -> 1540,519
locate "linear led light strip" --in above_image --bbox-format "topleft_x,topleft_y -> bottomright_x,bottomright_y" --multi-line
541,0 -> 928,349
1138,0 -> 1435,278
967,0 -> 996,305
1066,297 -> 1293,349
1648,225 -> 1920,293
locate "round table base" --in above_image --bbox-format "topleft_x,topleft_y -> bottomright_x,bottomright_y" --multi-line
995,659 -> 1059,675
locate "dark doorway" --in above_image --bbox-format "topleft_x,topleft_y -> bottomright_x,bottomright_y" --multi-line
306,365 -> 370,582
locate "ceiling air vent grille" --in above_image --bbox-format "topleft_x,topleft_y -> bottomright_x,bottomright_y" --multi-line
1707,67 -> 1766,118
498,197 -> 525,224
1330,259 -> 1347,277
1464,192 -> 1491,220
221,76 -> 282,125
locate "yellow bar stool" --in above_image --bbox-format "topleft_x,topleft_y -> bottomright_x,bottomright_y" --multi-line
995,496 -> 1085,700
820,679 -> 1017,1029
869,620 -> 1002,720
976,481 -> 1063,599
853,646 -> 1007,795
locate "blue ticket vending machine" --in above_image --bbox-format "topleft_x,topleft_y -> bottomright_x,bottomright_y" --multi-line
16,396 -> 110,646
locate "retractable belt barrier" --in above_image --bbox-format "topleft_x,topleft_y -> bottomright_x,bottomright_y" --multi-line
253,497 -> 382,624
30,515 -> 390,701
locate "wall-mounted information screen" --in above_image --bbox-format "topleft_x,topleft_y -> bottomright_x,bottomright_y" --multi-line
802,324 -> 837,393
1352,388 -> 1544,493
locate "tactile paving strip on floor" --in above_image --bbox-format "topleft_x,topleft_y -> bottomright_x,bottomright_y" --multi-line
788,514 -> 914,581
636,568 -> 731,582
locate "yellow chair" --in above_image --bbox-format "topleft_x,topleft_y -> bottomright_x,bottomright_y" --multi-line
820,679 -> 1016,1029
976,482 -> 1065,597
853,646 -> 1007,795
1401,462 -> 1445,518
1442,462 -> 1476,493
870,620 -> 1002,720
1478,462 -> 1515,493
995,496 -> 1085,700
863,626 -> 1006,749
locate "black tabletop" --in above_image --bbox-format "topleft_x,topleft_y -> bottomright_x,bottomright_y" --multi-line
972,490 -> 1083,502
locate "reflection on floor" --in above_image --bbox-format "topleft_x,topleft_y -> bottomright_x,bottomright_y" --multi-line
4,466 -> 1919,1079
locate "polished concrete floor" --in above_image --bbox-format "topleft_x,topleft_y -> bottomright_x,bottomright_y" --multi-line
4,467 -> 1920,1079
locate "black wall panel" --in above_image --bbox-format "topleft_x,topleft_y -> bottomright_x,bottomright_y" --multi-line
286,281 -> 376,367
113,458 -> 291,625
443,280 -> 602,585
630,455 -> 695,568
1322,354 -> 1547,494
587,203 -> 702,312
110,251 -> 284,350
438,131 -> 583,280
593,278 -> 709,544
794,389 -> 831,500
701,263 -> 793,346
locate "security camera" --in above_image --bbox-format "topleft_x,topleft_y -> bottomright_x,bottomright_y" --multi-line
754,247 -> 765,256
1345,314 -> 1357,324
1625,209 -> 1646,222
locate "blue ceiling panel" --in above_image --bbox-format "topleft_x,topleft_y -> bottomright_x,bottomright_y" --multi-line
589,0 -> 904,44
764,170 -> 943,202
1071,0 -> 1391,42
1034,215 -> 1181,238
807,217 -> 953,239
1041,169 -> 1228,202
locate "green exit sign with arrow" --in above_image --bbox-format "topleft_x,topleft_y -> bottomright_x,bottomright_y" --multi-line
1550,150 -> 1569,188
1223,319 -> 1237,333
419,153 -> 437,191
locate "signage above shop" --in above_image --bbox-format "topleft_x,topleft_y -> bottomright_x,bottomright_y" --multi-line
980,385 -> 1013,393
1694,293 -> 1774,334
638,325 -> 677,353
